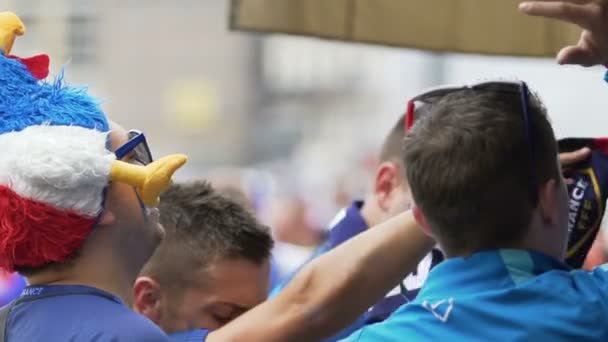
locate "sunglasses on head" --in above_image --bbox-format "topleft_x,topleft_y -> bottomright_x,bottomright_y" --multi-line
404,80 -> 538,204
114,129 -> 154,166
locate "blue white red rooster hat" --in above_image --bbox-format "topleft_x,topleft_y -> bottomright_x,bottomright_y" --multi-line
0,12 -> 187,272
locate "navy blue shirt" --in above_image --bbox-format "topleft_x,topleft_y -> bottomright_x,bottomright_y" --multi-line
270,201 -> 443,341
6,285 -> 169,342
342,249 -> 608,341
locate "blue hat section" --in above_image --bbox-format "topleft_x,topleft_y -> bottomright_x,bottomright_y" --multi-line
0,53 -> 108,135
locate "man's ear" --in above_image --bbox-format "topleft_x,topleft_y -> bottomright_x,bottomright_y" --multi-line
538,178 -> 560,227
413,205 -> 434,238
133,276 -> 163,324
373,161 -> 401,212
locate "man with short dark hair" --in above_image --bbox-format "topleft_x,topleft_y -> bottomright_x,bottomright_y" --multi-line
407,88 -> 560,257
0,12 -> 186,341
341,80 -> 608,341
134,181 -> 273,336
270,114 -> 443,340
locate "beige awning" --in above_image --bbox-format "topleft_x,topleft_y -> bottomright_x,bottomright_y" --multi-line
230,0 -> 582,57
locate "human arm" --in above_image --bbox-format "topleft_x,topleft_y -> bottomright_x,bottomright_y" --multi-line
207,211 -> 433,342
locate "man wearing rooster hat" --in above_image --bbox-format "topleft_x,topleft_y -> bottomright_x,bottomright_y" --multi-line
0,12 -> 187,341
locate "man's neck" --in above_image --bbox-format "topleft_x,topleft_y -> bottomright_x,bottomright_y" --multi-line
27,261 -> 135,306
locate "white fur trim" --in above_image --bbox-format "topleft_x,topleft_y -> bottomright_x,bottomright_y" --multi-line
0,125 -> 115,217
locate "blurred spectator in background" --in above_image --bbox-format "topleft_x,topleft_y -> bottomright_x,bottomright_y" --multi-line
267,194 -> 325,281
215,185 -> 252,211
270,113 -> 444,341
270,195 -> 324,246
134,181 -> 274,337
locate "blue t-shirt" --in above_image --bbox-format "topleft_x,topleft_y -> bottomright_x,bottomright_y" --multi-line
342,249 -> 608,341
6,284 -> 169,342
169,329 -> 209,342
270,201 -> 443,341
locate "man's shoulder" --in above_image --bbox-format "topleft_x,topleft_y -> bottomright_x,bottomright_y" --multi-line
8,291 -> 169,341
104,308 -> 168,339
8,315 -> 168,342
569,264 -> 608,297
342,263 -> 608,342
78,300 -> 168,340
339,305 -> 425,341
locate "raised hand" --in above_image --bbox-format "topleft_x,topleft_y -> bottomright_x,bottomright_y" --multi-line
520,0 -> 608,66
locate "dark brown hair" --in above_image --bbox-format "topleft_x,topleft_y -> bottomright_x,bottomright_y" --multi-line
141,181 -> 273,290
403,88 -> 559,256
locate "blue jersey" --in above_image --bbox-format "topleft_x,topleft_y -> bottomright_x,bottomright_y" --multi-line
270,201 -> 443,341
342,249 -> 608,342
0,273 -> 25,307
6,285 -> 169,342
169,329 -> 209,342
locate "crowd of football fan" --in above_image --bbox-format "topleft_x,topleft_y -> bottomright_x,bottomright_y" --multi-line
2,1 -> 608,341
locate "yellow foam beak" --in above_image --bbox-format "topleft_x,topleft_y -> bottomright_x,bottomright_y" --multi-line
110,154 -> 188,207
0,12 -> 25,55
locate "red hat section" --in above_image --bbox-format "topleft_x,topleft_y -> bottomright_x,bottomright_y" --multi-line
0,185 -> 95,272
